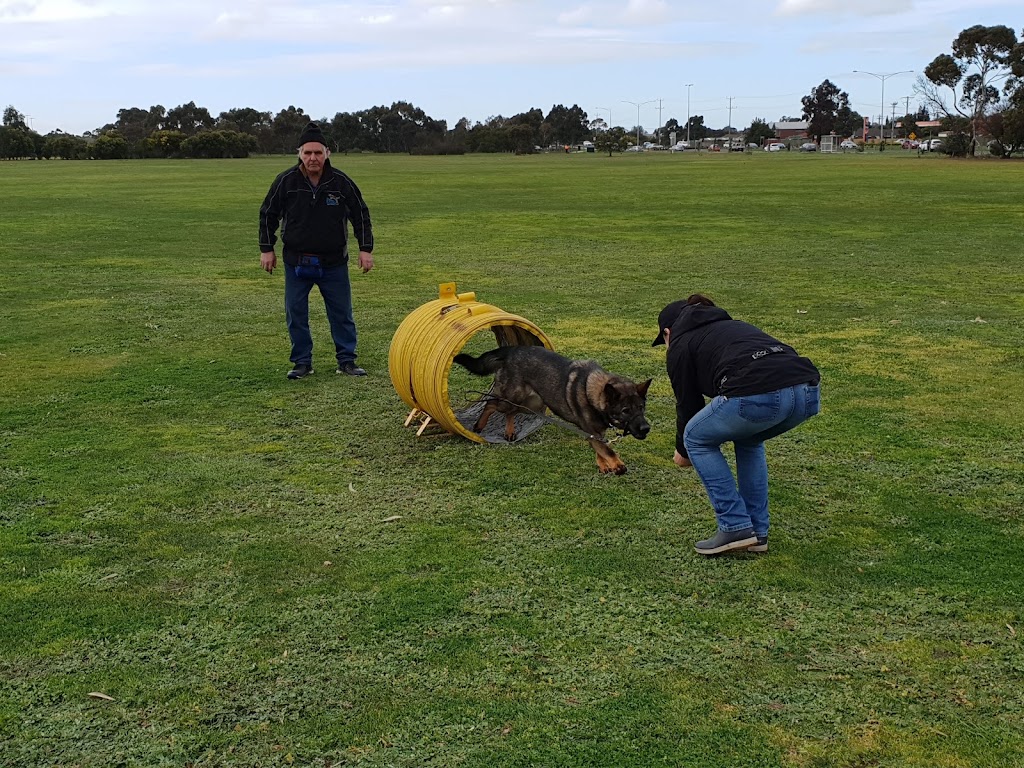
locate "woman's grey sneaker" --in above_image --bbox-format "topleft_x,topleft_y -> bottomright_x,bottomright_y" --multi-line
747,536 -> 769,553
694,528 -> 758,555
287,364 -> 314,380
337,362 -> 367,376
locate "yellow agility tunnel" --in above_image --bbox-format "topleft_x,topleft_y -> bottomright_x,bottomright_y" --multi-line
388,283 -> 553,443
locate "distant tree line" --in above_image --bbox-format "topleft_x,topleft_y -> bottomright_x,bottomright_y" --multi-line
0,100 -> 605,160
0,99 -> 771,161
3,24 -> 1022,161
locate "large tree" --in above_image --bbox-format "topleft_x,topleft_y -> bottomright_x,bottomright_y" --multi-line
544,104 -> 589,145
801,79 -> 851,139
164,101 -> 213,136
593,126 -> 629,156
918,24 -> 1022,155
42,131 -> 88,160
327,111 -> 364,153
358,101 -> 446,154
987,106 -> 1024,156
0,125 -> 34,158
270,106 -> 311,153
216,107 -> 271,136
109,105 -> 166,145
3,105 -> 27,129
744,118 -> 773,146
683,115 -> 707,141
834,104 -> 863,139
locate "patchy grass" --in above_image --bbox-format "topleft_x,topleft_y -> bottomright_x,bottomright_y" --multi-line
1,151 -> 1023,766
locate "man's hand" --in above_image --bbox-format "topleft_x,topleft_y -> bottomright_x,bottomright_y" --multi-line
260,251 -> 276,274
358,251 -> 374,273
674,450 -> 692,468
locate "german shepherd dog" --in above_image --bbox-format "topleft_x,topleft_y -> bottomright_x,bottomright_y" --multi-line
453,346 -> 652,474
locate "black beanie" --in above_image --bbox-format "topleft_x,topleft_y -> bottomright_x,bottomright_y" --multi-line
297,121 -> 328,148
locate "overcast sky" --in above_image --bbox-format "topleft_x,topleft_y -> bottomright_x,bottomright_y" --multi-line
1,0 -> 1019,136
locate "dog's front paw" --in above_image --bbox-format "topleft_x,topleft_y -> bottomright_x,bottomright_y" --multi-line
598,457 -> 627,475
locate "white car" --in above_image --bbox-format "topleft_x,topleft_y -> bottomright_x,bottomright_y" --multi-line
764,142 -> 786,152
922,138 -> 944,152
840,140 -> 858,149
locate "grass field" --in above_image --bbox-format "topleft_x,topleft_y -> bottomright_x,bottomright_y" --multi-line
2,150 -> 1023,767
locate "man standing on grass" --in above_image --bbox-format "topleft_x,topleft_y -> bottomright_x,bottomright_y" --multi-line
258,121 -> 375,379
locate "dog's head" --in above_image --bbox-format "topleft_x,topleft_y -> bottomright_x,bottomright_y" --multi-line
604,378 -> 652,439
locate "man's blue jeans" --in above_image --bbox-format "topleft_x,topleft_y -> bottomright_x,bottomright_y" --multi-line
284,264 -> 357,366
683,382 -> 820,537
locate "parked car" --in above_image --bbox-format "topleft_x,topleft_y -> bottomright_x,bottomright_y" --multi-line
799,142 -> 817,152
901,140 -> 919,149
921,138 -> 944,152
765,142 -> 786,152
840,139 -> 858,150
669,142 -> 690,152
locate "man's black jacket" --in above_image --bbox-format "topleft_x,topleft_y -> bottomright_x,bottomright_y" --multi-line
258,158 -> 373,267
666,305 -> 819,456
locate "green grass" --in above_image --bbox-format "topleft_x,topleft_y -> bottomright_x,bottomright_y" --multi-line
1,150 -> 1023,767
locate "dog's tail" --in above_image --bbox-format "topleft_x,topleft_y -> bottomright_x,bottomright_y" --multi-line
453,348 -> 509,376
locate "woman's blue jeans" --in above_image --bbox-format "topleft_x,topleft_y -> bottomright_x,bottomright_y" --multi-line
284,264 -> 357,366
683,382 -> 820,537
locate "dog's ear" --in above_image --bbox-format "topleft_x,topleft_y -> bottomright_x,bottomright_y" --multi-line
636,378 -> 652,398
603,380 -> 620,404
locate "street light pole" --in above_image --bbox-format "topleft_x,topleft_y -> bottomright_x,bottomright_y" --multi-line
853,70 -> 912,145
622,99 -> 655,149
685,83 -> 694,146
595,106 -> 611,131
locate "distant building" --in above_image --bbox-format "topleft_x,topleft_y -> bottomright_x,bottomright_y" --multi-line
895,119 -> 942,137
771,120 -> 809,140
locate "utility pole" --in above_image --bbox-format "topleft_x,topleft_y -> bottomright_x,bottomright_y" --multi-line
622,99 -> 654,149
656,99 -> 664,145
903,96 -> 911,118
727,97 -> 734,149
595,106 -> 611,131
891,102 -> 898,139
685,84 -> 694,147
853,70 -> 912,145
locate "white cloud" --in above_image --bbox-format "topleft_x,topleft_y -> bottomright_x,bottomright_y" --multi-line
0,0 -> 114,22
557,5 -> 592,25
620,0 -> 669,24
425,4 -> 463,18
537,25 -> 620,40
776,0 -> 912,17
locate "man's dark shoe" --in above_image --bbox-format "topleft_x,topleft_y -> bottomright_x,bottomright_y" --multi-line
694,528 -> 758,555
287,364 -> 314,380
747,535 -> 769,553
336,362 -> 367,377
